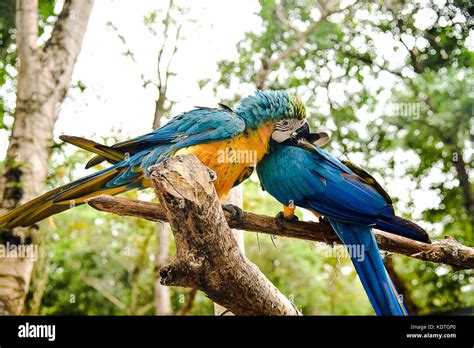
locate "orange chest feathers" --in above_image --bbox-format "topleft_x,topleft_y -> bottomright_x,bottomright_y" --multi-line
173,122 -> 275,198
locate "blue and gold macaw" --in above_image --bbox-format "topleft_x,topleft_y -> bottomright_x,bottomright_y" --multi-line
257,120 -> 430,316
0,90 -> 307,229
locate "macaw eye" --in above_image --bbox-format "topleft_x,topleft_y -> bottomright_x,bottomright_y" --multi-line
282,120 -> 288,126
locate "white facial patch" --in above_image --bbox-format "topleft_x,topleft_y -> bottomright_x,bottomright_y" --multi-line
271,119 -> 307,143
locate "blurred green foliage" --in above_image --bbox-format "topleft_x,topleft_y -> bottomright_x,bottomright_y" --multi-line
1,0 -> 472,315
223,0 -> 473,314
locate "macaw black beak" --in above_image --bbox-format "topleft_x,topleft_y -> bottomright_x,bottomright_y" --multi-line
290,122 -> 310,141
305,132 -> 330,147
277,121 -> 330,148
288,123 -> 330,147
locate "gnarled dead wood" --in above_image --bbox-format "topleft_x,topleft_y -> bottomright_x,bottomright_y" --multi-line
143,155 -> 299,316
87,194 -> 474,270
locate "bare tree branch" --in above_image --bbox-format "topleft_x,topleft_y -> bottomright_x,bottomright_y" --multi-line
137,301 -> 155,315
156,0 -> 174,91
342,50 -> 405,78
84,277 -> 126,311
274,0 -> 300,32
87,194 -> 474,270
256,1 -> 349,89
177,289 -> 197,316
163,23 -> 181,89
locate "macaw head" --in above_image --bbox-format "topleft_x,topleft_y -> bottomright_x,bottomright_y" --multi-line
269,119 -> 330,151
235,90 -> 307,129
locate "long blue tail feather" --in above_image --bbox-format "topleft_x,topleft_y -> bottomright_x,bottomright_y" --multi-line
375,216 -> 430,243
329,219 -> 408,316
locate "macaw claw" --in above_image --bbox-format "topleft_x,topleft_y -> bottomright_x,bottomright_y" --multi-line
318,215 -> 330,225
275,211 -> 299,230
222,204 -> 245,224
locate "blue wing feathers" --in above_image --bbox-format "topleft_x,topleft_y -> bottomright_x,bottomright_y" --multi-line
258,145 -> 393,224
258,144 -> 428,244
110,108 -> 245,155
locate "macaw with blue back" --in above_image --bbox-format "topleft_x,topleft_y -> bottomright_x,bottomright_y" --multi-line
0,90 -> 309,229
257,119 -> 430,316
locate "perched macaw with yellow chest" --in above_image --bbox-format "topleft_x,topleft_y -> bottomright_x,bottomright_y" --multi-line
0,90 -> 308,229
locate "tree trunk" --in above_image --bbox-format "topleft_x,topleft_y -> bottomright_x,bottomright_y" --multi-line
214,187 -> 244,316
0,0 -> 94,315
383,257 -> 419,314
153,92 -> 166,130
152,88 -> 172,314
154,222 -> 172,315
451,145 -> 474,229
